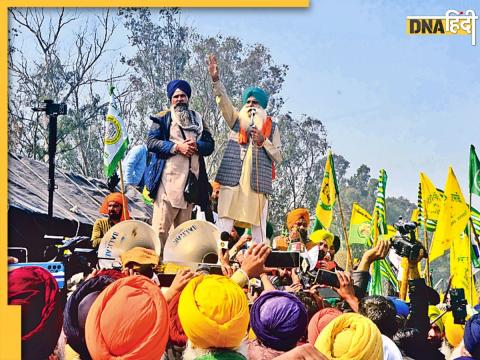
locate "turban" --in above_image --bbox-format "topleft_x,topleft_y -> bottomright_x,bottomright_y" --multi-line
85,276 -> 169,360
428,305 -> 444,334
314,313 -> 383,360
444,311 -> 465,347
242,86 -> 269,109
388,297 -> 410,317
310,229 -> 334,247
167,79 -> 192,100
250,290 -> 308,351
168,292 -> 188,347
381,335 -> 403,360
64,274 -> 123,359
178,275 -> 249,349
8,266 -> 63,360
195,351 -> 247,360
99,192 -> 130,221
286,208 -> 310,230
120,247 -> 159,268
307,308 -> 342,344
464,313 -> 480,358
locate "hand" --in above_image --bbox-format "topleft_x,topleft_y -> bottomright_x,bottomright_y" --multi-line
334,271 -> 359,312
250,127 -> 265,145
170,268 -> 195,293
241,243 -> 271,279
236,234 -> 252,249
176,141 -> 196,157
206,54 -> 219,82
273,344 -> 328,360
357,239 -> 390,271
8,256 -> 18,264
284,282 -> 303,293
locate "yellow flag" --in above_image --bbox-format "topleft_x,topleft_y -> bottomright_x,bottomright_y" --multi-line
450,232 -> 477,305
430,167 -> 471,261
420,172 -> 444,222
315,151 -> 338,230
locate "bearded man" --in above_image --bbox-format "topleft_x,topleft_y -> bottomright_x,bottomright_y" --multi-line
207,54 -> 282,244
145,80 -> 214,254
91,192 -> 130,248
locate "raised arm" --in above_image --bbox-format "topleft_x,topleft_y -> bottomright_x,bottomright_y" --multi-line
207,54 -> 238,129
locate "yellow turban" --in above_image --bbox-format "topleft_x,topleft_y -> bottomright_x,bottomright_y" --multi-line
314,313 -> 383,360
444,311 -> 465,347
428,306 -> 445,334
310,229 -> 334,247
178,275 -> 249,349
286,208 -> 310,230
120,247 -> 159,269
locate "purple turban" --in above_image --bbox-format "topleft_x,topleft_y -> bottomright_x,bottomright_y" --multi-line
167,79 -> 191,100
464,313 -> 480,358
63,273 -> 123,360
250,290 -> 308,351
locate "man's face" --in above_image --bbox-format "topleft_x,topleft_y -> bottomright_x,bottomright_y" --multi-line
318,240 -> 331,261
246,96 -> 260,112
211,188 -> 220,200
328,245 -> 336,260
171,89 -> 189,107
427,324 -> 443,348
108,201 -> 122,222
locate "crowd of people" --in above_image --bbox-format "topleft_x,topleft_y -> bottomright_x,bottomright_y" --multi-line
8,54 -> 480,360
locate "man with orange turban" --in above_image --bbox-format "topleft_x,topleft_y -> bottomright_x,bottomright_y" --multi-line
91,192 -> 130,248
178,274 -> 250,359
85,275 -> 169,360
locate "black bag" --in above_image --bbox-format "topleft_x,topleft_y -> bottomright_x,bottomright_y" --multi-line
179,127 -> 199,204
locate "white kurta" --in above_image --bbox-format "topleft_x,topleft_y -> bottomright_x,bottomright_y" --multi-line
213,80 -> 282,226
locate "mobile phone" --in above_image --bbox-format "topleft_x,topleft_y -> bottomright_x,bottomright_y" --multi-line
315,269 -> 340,288
265,251 -> 300,268
8,247 -> 28,263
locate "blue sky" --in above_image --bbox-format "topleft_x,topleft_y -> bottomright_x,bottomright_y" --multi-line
11,2 -> 480,204
180,1 -> 479,204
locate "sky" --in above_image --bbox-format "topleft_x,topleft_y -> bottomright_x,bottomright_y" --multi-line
11,1 -> 480,204
179,0 -> 479,204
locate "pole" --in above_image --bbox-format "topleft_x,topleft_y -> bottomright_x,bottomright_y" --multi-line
47,114 -> 58,218
336,194 -> 353,271
399,258 -> 409,300
118,161 -> 127,221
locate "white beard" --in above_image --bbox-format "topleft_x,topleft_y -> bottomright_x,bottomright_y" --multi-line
238,106 -> 267,130
182,340 -> 249,360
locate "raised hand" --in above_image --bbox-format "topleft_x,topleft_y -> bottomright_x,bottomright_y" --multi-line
206,53 -> 219,82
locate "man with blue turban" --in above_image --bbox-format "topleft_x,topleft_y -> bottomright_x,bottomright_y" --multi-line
207,54 -> 282,247
145,79 -> 215,255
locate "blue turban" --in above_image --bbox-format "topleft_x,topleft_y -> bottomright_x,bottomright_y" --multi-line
242,86 -> 269,109
250,290 -> 308,351
167,79 -> 191,100
464,313 -> 480,358
387,296 -> 410,317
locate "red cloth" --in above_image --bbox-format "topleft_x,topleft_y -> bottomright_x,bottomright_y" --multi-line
168,292 -> 188,347
8,266 -> 63,360
99,192 -> 130,221
307,307 -> 342,344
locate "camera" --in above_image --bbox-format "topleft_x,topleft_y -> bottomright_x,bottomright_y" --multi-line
390,217 -> 426,261
449,288 -> 467,325
32,99 -> 67,116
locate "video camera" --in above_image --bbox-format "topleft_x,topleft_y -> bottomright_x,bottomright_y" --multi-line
32,99 -> 67,116
449,288 -> 468,325
390,217 -> 426,261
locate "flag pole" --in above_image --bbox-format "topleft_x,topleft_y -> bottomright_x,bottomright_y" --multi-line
423,207 -> 431,286
399,258 -> 409,300
336,193 -> 353,271
118,161 -> 127,221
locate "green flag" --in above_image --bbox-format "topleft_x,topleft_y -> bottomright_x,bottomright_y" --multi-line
470,145 -> 480,197
368,169 -> 399,295
103,87 -> 129,177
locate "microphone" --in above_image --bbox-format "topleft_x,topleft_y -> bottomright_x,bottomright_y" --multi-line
220,231 -> 231,243
249,108 -> 256,127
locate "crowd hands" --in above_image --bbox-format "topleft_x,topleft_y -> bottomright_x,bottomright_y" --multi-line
11,229 -> 480,360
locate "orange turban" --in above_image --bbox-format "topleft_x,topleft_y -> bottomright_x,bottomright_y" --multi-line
178,275 -> 249,349
99,192 -> 130,221
120,247 -> 159,269
85,276 -> 168,360
286,208 -> 310,230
